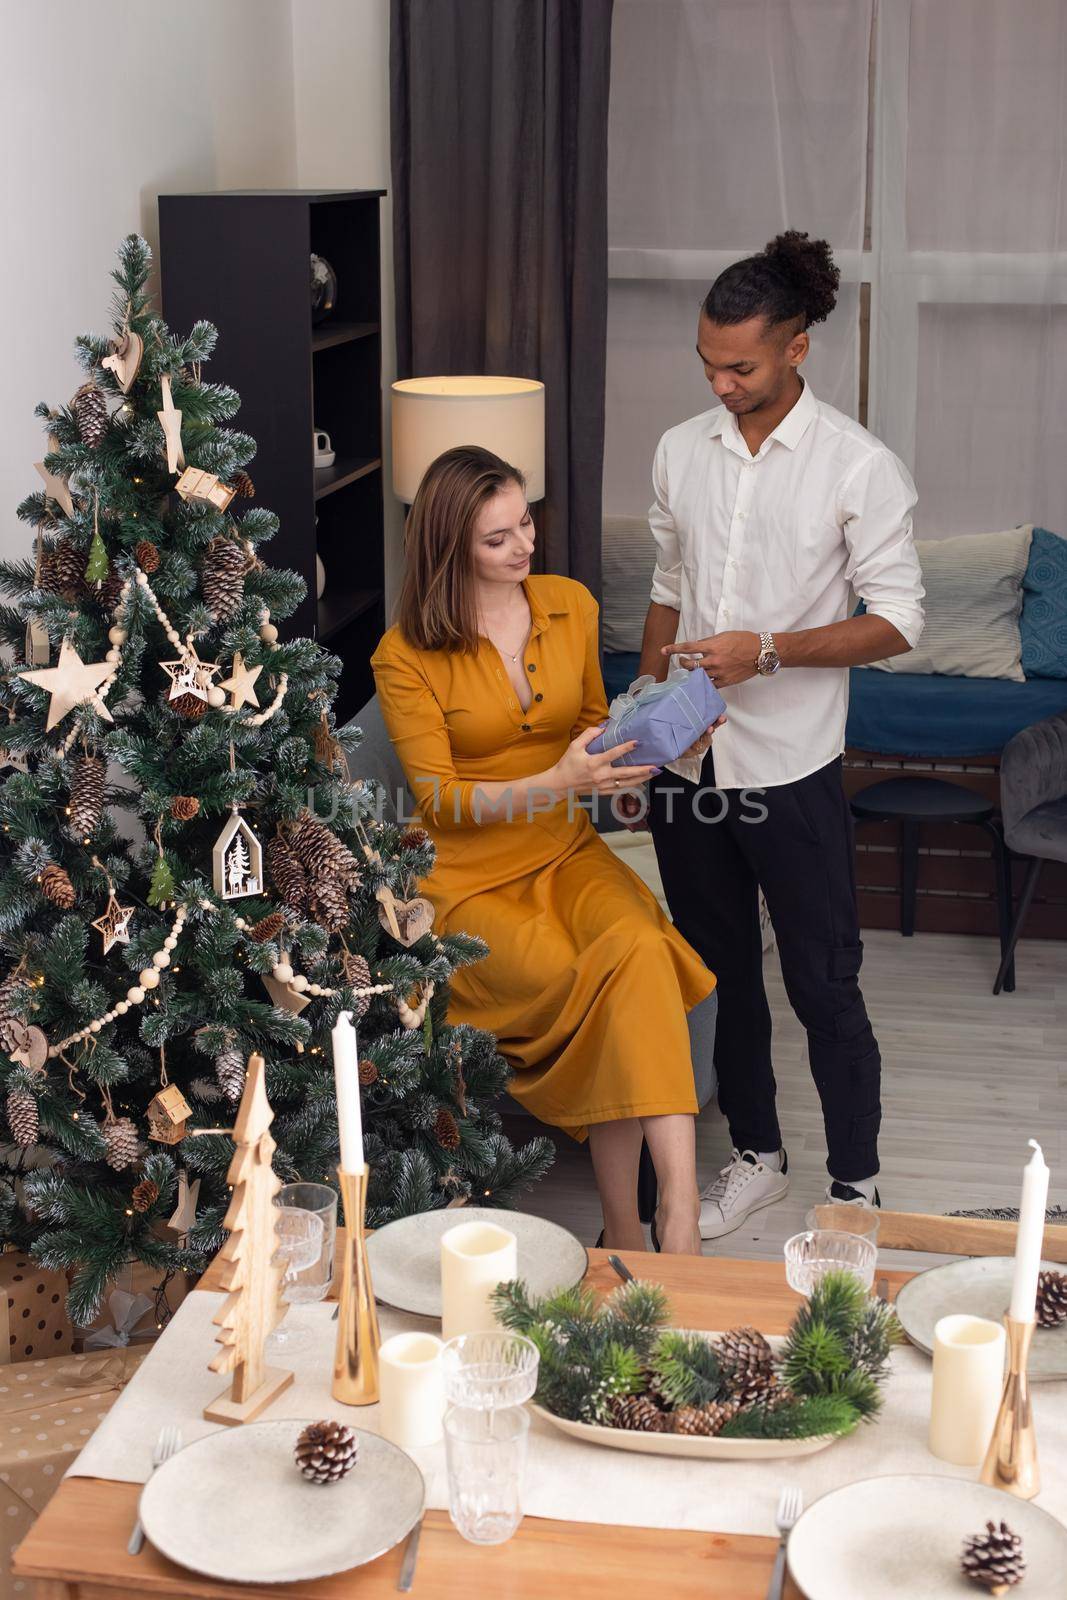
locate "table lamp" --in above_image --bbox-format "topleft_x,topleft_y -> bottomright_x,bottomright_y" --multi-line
391,376 -> 545,503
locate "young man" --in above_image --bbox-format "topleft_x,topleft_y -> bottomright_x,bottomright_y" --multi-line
631,230 -> 924,1240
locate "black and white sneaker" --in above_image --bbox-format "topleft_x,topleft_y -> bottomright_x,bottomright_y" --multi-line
826,1180 -> 881,1208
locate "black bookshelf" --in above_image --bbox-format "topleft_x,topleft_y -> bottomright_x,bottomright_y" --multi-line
158,189 -> 387,721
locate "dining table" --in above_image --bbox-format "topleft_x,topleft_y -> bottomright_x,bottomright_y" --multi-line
12,1244 -> 919,1600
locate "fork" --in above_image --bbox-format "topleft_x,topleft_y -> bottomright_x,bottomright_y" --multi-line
128,1424 -> 182,1555
765,1485 -> 803,1600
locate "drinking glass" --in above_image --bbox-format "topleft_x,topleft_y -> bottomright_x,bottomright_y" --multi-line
784,1229 -> 877,1296
804,1202 -> 881,1244
443,1403 -> 530,1545
269,1182 -> 338,1353
440,1332 -> 540,1412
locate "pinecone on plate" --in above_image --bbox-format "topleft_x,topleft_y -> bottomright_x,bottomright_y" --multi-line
1035,1268 -> 1067,1329
6,1087 -> 38,1148
103,1114 -> 140,1171
609,1394 -> 665,1432
215,1046 -> 246,1104
715,1327 -> 777,1405
73,381 -> 109,449
669,1404 -> 719,1437
294,1419 -> 359,1483
341,950 -> 373,1018
40,863 -> 75,909
201,537 -> 249,623
266,833 -> 308,915
68,752 -> 106,840
960,1520 -> 1026,1592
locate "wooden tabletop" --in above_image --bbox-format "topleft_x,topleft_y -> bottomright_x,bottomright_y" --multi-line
13,1249 -> 914,1600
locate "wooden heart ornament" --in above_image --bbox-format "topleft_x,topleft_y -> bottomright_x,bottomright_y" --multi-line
375,887 -> 435,947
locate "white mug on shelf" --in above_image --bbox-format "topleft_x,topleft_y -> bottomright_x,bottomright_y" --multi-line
440,1220 -> 517,1342
313,428 -> 335,468
378,1331 -> 446,1450
928,1313 -> 1007,1465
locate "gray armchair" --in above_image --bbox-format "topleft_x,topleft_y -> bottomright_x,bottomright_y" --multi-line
344,695 -> 414,823
994,710 -> 1067,994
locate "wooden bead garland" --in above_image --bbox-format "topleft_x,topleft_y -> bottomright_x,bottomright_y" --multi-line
47,901 -> 188,1057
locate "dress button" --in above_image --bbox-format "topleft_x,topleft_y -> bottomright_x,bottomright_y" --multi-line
534,692 -> 543,702
521,723 -> 532,732
527,663 -> 536,672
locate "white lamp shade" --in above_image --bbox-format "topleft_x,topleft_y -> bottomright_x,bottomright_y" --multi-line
391,376 -> 545,503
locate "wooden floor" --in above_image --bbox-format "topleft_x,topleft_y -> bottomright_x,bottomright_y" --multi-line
509,869 -> 1066,1272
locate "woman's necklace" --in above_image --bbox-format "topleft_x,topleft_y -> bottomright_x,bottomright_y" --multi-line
478,601 -> 531,662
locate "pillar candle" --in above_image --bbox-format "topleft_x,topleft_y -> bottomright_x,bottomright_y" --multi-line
331,1010 -> 364,1174
1009,1140 -> 1049,1323
928,1314 -> 1007,1465
378,1331 -> 445,1450
440,1220 -> 518,1341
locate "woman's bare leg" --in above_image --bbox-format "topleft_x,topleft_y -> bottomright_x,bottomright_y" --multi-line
640,1113 -> 701,1255
588,1117 -> 646,1251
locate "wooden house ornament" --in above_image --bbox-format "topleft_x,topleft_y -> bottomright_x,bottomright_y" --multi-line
147,1083 -> 192,1144
212,812 -> 263,901
174,466 -> 236,512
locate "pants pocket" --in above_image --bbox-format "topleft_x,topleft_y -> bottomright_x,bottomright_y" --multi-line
828,942 -> 864,981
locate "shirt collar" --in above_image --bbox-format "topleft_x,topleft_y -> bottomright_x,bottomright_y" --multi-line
710,376 -> 818,460
523,579 -> 568,640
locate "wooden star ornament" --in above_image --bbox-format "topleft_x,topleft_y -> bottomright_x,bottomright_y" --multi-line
161,651 -> 220,704
33,435 -> 75,519
92,897 -> 134,955
22,638 -> 116,731
219,652 -> 262,711
167,1168 -> 201,1245
157,373 -> 185,475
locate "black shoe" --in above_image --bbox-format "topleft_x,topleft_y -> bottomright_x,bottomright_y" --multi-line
827,1180 -> 881,1208
637,1139 -> 658,1224
594,1229 -> 604,1248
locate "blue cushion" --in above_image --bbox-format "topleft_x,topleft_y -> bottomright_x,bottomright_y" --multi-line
1021,527 -> 1067,680
847,668 -> 1067,758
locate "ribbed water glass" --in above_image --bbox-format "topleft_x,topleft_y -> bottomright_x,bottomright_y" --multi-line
440,1332 -> 539,1411
444,1404 -> 529,1545
784,1229 -> 877,1295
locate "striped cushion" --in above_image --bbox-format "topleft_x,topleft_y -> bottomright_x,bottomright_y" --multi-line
601,516 -> 656,654
871,525 -> 1033,681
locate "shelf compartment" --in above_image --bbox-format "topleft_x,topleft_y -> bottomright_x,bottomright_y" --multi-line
313,457 -> 382,500
318,585 -> 385,644
312,320 -> 380,352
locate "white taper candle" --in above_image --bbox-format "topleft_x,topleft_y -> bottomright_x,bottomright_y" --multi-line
331,1009 -> 364,1174
1009,1139 -> 1049,1323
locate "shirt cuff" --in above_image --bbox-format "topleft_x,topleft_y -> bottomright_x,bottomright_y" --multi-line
650,564 -> 683,610
863,600 -> 925,651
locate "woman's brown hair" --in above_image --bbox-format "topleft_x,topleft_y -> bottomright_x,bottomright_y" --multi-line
395,445 -> 527,652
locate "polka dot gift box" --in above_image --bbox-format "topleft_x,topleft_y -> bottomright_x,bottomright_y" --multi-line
0,1255 -> 73,1366
0,1348 -> 146,1598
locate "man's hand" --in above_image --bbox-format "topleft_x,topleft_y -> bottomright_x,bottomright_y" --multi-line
616,791 -> 649,833
664,632 -> 761,687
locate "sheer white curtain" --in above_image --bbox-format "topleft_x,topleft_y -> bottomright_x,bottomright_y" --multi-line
606,0 -> 1067,540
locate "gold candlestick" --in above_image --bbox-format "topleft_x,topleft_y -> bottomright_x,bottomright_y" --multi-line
979,1316 -> 1039,1499
332,1165 -> 381,1405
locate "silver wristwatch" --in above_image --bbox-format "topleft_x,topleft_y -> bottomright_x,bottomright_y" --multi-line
756,631 -> 781,676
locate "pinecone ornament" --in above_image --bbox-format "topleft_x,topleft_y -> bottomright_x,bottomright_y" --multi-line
249,910 -> 286,944
1036,1269 -> 1067,1329
714,1327 -> 777,1404
93,567 -> 125,612
358,1059 -> 379,1087
342,951 -> 373,1018
294,1419 -> 359,1483
103,1114 -> 140,1170
67,752 -> 106,840
40,863 -> 75,909
434,1108 -> 461,1150
41,540 -> 87,600
307,879 -> 350,934
201,537 -> 249,623
266,834 -> 308,915
170,795 -> 200,821
168,692 -> 208,720
609,1394 -> 665,1432
215,1047 -> 246,1104
134,539 -> 161,574
960,1520 -> 1026,1592
6,1087 -> 38,1148
132,1178 -> 159,1213
0,973 -> 30,1053
73,381 -> 109,448
290,814 -> 361,889
232,469 -> 256,498
400,826 -> 430,851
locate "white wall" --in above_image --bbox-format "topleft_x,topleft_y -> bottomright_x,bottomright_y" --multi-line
290,0 -> 402,602
0,0 -> 298,558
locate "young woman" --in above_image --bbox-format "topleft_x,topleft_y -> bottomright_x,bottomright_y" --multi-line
371,446 -> 717,1253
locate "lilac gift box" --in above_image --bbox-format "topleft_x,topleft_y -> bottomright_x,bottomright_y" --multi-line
587,667 -> 727,767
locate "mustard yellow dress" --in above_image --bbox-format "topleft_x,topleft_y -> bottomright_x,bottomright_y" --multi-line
371,574 -> 715,1138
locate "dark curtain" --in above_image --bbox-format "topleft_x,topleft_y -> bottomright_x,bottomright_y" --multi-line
390,0 -> 614,597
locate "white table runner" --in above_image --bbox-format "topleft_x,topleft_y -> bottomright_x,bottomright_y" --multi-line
69,1291 -> 1067,1538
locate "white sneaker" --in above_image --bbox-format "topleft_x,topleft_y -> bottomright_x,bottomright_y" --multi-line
699,1148 -> 789,1241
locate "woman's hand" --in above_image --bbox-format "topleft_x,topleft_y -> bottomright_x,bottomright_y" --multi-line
550,726 -> 658,796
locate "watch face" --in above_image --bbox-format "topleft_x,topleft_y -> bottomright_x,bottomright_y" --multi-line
759,650 -> 781,676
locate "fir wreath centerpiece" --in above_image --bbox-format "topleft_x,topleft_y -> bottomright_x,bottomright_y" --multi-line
493,1270 -> 901,1440
0,236 -> 552,1325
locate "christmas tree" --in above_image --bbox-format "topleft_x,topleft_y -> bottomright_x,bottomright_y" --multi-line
0,236 -> 552,1325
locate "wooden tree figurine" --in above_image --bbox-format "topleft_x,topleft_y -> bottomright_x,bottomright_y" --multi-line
203,1052 -> 294,1425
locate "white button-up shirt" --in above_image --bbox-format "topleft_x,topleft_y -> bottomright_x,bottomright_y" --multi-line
649,379 -> 924,789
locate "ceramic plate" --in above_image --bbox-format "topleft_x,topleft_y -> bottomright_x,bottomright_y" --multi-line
366,1206 -> 587,1318
139,1421 -> 423,1584
531,1403 -> 835,1461
895,1257 -> 1067,1379
787,1474 -> 1067,1600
